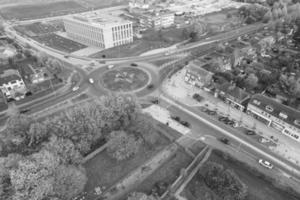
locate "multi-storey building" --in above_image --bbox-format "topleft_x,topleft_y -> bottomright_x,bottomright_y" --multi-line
247,94 -> 300,141
64,14 -> 133,49
139,11 -> 175,29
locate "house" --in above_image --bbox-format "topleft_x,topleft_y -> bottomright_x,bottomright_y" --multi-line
215,82 -> 250,111
210,51 -> 233,72
0,69 -> 27,100
185,60 -> 213,88
138,11 -> 175,29
0,46 -> 17,62
247,94 -> 300,142
30,68 -> 47,84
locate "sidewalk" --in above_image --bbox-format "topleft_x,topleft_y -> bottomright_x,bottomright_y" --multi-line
162,69 -> 300,166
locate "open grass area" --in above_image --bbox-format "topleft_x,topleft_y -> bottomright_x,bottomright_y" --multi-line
182,150 -> 300,200
91,27 -> 188,58
34,33 -> 86,53
79,0 -> 128,9
134,149 -> 193,195
83,133 -> 170,200
14,22 -> 64,37
101,67 -> 149,92
0,1 -> 86,20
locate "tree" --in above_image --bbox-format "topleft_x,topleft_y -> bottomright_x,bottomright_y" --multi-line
47,59 -> 62,75
53,165 -> 87,200
43,135 -> 82,165
244,73 -> 259,89
107,131 -> 142,161
189,31 -> 198,42
127,192 -> 158,200
27,122 -> 48,147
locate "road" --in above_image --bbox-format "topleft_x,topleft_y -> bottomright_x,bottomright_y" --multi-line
158,94 -> 300,181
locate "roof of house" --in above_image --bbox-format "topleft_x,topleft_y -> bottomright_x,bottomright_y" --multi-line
249,94 -> 300,129
217,82 -> 250,104
186,60 -> 213,78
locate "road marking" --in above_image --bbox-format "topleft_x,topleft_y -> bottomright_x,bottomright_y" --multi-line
161,95 -> 300,176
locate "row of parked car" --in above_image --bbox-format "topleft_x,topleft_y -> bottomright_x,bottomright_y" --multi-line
171,116 -> 190,127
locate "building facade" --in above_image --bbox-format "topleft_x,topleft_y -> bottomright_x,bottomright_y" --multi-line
64,15 -> 133,49
139,12 -> 175,29
247,94 -> 300,142
185,60 -> 213,88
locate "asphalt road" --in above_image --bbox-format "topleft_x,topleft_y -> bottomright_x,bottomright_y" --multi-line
158,95 -> 300,181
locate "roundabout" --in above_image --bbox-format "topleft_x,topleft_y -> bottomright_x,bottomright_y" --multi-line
100,66 -> 152,93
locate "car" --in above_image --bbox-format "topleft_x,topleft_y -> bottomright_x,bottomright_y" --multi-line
151,99 -> 159,104
225,120 -> 235,126
258,159 -> 273,169
20,109 -> 30,114
147,84 -> 154,90
180,121 -> 190,127
89,78 -> 94,84
219,137 -> 229,145
108,65 -> 115,69
171,116 -> 181,122
218,116 -> 229,122
72,86 -> 79,92
246,130 -> 256,135
192,93 -> 203,102
131,63 -> 138,67
206,110 -> 217,115
64,54 -> 69,58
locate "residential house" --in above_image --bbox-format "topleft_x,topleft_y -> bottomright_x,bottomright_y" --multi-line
247,94 -> 300,142
0,46 -> 17,63
210,51 -> 233,72
0,69 -> 27,100
185,60 -> 213,88
215,82 -> 250,111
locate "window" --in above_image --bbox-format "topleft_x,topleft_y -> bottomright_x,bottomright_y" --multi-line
253,99 -> 261,105
279,112 -> 288,119
266,105 -> 273,112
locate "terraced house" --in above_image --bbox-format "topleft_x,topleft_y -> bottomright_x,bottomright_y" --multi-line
247,94 -> 300,142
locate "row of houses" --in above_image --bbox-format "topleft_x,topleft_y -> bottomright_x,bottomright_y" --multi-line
184,60 -> 300,142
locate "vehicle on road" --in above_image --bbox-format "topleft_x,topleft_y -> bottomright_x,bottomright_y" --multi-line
206,110 -> 217,115
219,137 -> 229,145
258,159 -> 273,169
147,84 -> 154,90
72,86 -> 79,92
108,65 -> 115,69
131,63 -> 138,67
192,93 -> 203,102
89,78 -> 94,84
64,54 -> 69,58
20,109 -> 30,114
246,130 -> 256,135
218,116 -> 229,122
150,99 -> 159,104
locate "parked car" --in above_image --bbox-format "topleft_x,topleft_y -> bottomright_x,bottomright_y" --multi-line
246,130 -> 256,135
72,86 -> 79,92
206,110 -> 217,115
108,64 -> 115,69
151,99 -> 159,104
171,116 -> 180,122
258,159 -> 273,169
180,121 -> 190,127
89,78 -> 94,84
218,116 -> 229,122
219,137 -> 229,145
199,107 -> 208,112
131,63 -> 138,67
192,93 -> 203,102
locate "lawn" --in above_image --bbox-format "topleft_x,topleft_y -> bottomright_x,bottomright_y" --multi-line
134,149 -> 193,195
101,67 -> 149,92
182,150 -> 300,200
34,33 -> 86,53
0,1 -> 86,20
91,27 -> 188,58
81,0 -> 128,9
14,22 -> 64,37
83,133 -> 170,200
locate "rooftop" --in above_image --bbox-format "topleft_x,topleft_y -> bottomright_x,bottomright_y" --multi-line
217,82 -> 250,104
66,12 -> 132,28
0,69 -> 22,85
187,60 -> 214,78
249,94 -> 300,129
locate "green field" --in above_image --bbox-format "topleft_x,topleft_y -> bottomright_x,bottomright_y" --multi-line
0,1 -> 86,20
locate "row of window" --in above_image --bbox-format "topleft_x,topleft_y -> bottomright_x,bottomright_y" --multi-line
112,23 -> 132,32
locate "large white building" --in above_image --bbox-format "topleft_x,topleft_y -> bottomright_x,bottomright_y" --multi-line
64,14 -> 133,49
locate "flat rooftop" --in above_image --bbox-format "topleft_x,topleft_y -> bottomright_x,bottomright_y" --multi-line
65,11 -> 132,28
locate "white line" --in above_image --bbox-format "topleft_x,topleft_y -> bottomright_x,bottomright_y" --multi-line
161,95 -> 300,176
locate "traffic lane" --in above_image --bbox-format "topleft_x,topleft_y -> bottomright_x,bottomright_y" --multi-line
161,100 -> 300,178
